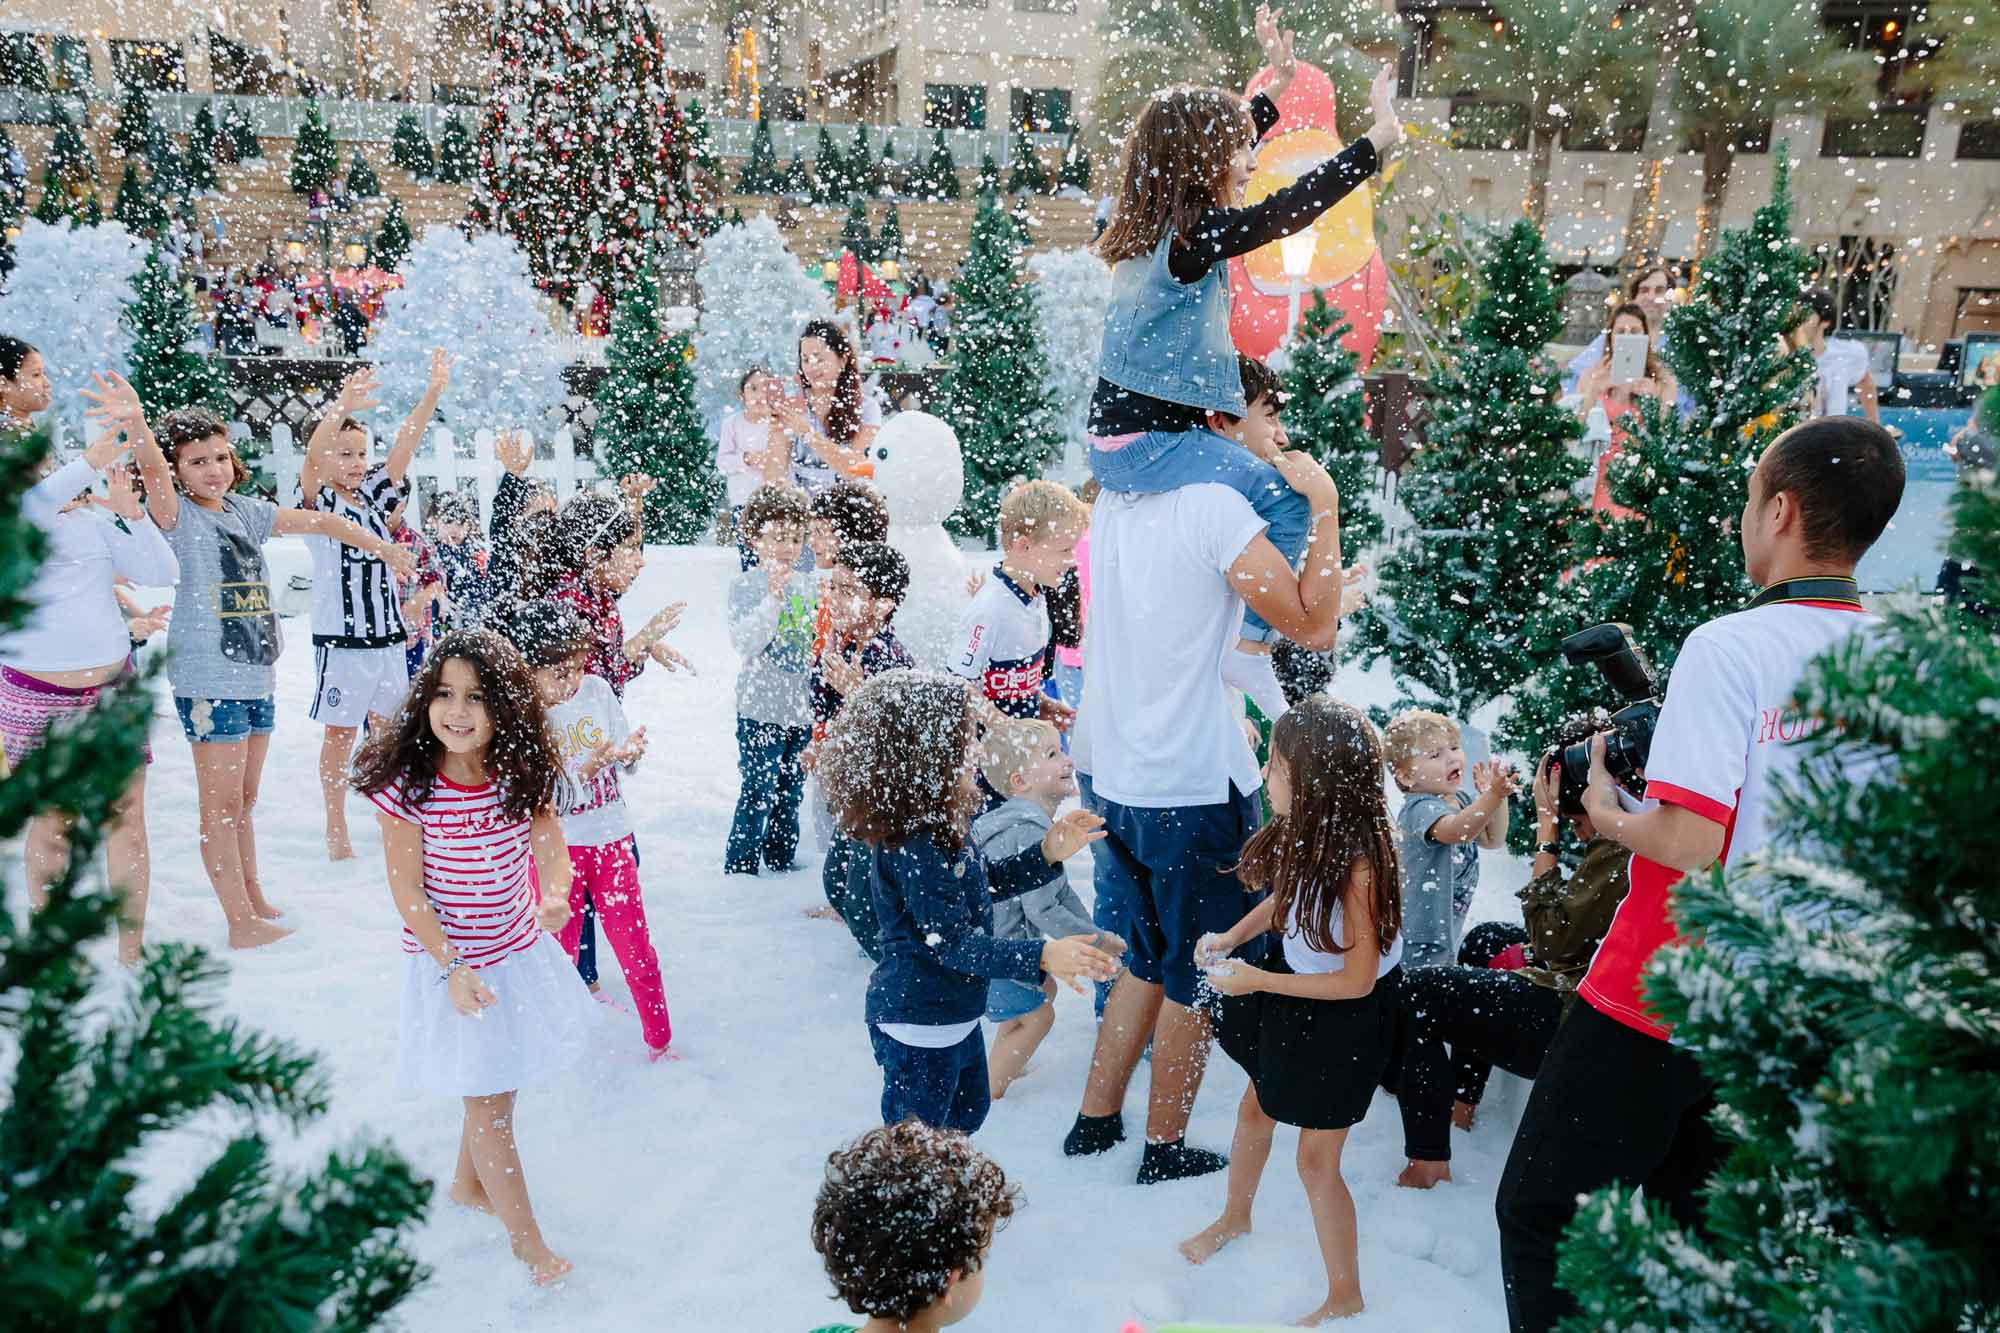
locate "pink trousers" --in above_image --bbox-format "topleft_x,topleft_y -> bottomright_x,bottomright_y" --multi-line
556,837 -> 672,1051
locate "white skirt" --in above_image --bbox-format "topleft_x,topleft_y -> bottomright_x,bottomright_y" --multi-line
398,933 -> 601,1098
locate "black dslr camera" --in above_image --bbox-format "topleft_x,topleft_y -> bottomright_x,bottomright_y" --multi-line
1555,624 -> 1662,816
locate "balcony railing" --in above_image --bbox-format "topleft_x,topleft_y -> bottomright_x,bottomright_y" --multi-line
0,86 -> 1069,164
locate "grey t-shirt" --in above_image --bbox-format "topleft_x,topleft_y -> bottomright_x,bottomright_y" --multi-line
1397,791 -> 1478,968
162,493 -> 282,700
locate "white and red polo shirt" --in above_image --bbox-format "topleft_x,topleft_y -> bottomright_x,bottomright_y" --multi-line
950,566 -> 1052,718
1579,588 -> 1874,1040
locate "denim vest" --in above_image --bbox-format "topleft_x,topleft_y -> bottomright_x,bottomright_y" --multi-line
1096,229 -> 1246,418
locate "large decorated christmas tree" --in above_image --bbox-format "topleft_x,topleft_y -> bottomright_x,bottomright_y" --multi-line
1279,293 -> 1384,556
123,246 -> 234,418
1500,150 -> 1817,757
471,0 -> 711,307
1354,219 -> 1584,721
0,426 -> 431,1329
1554,469 -> 2000,1330
594,260 -> 719,542
936,197 -> 1063,539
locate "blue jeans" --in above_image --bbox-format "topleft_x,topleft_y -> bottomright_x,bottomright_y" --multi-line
869,1025 -> 992,1132
725,718 -> 812,872
173,694 -> 277,744
1088,428 -> 1310,641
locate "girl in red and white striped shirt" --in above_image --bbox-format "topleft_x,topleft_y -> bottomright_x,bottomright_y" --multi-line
353,627 -> 598,1288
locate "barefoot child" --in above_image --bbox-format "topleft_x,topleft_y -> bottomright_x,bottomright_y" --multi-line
1383,710 -> 1516,968
501,600 -> 673,1059
808,1120 -> 1019,1333
1181,698 -> 1404,1326
973,717 -> 1120,1101
297,354 -> 451,860
123,390 -> 418,948
818,670 -> 1117,1132
352,628 -> 597,1286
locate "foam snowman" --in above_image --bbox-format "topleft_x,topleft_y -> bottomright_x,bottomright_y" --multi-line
864,410 -> 969,669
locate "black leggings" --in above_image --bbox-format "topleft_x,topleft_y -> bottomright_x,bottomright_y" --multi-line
1397,964 -> 1564,1161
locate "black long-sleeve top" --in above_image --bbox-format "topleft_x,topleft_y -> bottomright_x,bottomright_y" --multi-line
1087,93 -> 1379,437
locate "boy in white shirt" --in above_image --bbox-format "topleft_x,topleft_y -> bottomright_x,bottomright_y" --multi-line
950,480 -> 1087,723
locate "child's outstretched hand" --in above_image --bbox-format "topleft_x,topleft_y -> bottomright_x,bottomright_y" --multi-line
333,366 -> 382,417
1037,694 -> 1076,731
1367,62 -> 1403,150
1194,931 -> 1232,970
80,370 -> 146,436
125,603 -> 171,641
1204,959 -> 1263,997
495,428 -> 534,477
1093,930 -> 1128,958
1041,934 -> 1119,993
448,965 -> 498,1017
1255,4 -> 1297,102
425,348 -> 454,397
93,462 -> 146,523
1041,809 -> 1106,863
380,544 -> 419,582
641,601 -> 686,641
1473,759 -> 1521,798
1340,563 -> 1371,618
648,639 -> 695,674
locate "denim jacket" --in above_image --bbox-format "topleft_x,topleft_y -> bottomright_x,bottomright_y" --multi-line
864,833 -> 1046,1028
1096,229 -> 1246,419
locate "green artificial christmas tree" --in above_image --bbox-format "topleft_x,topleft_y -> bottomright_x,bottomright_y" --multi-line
683,99 -> 721,182
123,247 -> 235,418
1278,293 -> 1384,556
198,100 -> 239,166
389,112 -> 433,178
1354,219 -> 1585,723
780,155 -> 811,198
840,199 -> 872,260
223,100 -> 262,160
0,129 -> 23,235
347,147 -> 382,198
879,135 -> 900,196
435,113 -> 477,185
111,163 -> 166,236
593,261 -> 721,543
0,34 -> 48,90
144,121 -> 189,205
1500,148 -> 1818,759
472,0 -> 712,304
1058,135 -> 1093,192
34,107 -> 99,227
849,123 -> 881,199
112,82 -> 152,160
936,197 -> 1064,538
879,203 -> 905,259
289,101 -> 339,198
1553,466 -> 2000,1330
372,197 -> 414,272
0,425 -> 431,1329
739,112 -> 780,193
184,104 -> 222,192
975,151 -> 1001,199
1006,132 -> 1050,195
811,126 -> 847,204
921,129 -> 961,201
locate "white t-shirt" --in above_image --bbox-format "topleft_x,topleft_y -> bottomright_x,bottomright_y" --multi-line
1281,895 -> 1405,978
1812,338 -> 1871,418
546,674 -> 635,847
1071,485 -> 1266,808
948,566 -> 1050,717
1579,595 -> 1875,1039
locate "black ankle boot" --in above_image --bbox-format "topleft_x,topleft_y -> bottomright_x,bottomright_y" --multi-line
1136,1138 -> 1228,1184
1063,1112 -> 1126,1157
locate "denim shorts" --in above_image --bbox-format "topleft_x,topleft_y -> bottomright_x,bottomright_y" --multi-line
985,977 -> 1050,1024
174,694 -> 277,744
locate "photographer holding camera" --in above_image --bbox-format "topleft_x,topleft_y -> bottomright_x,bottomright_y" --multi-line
1495,416 -> 1906,1331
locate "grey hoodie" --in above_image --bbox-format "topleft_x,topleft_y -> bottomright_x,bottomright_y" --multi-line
972,798 -> 1098,944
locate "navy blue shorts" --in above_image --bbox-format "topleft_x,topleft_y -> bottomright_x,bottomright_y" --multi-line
869,1024 -> 991,1133
1096,784 -> 1264,1007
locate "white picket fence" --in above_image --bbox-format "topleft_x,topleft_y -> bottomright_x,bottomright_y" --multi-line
251,420 -> 602,521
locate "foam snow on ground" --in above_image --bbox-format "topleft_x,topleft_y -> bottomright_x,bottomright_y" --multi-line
86,542 -> 1521,1330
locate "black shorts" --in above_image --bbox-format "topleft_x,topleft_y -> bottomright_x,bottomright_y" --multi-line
1214,961 -> 1404,1130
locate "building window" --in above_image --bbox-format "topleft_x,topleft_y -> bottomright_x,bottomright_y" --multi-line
1679,121 -> 1772,156
433,82 -> 483,105
925,82 -> 987,130
1822,99 -> 1928,159
1560,106 -> 1647,153
50,37 -> 91,91
1015,0 -> 1079,11
1448,97 -> 1527,151
110,38 -> 187,92
0,32 -> 48,90
1957,118 -> 2000,160
210,31 -> 281,95
1010,87 -> 1072,133
767,86 -> 807,121
1821,4 -> 1932,160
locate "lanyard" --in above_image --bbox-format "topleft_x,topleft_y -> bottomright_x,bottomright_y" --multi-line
1744,576 -> 1863,612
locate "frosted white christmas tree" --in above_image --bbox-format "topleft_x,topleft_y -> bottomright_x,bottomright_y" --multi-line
691,214 -> 832,427
369,226 -> 568,434
0,219 -> 146,444
1026,247 -> 1111,482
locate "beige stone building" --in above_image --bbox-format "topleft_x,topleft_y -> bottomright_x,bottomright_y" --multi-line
5,1 -> 1997,346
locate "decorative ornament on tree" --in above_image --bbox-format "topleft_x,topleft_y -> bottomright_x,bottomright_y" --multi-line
369,226 -> 566,431
1354,219 -> 1585,724
470,0 -> 711,306
593,261 -> 719,543
936,198 -> 1063,538
123,245 -> 235,419
691,213 -> 832,425
0,219 -> 145,441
